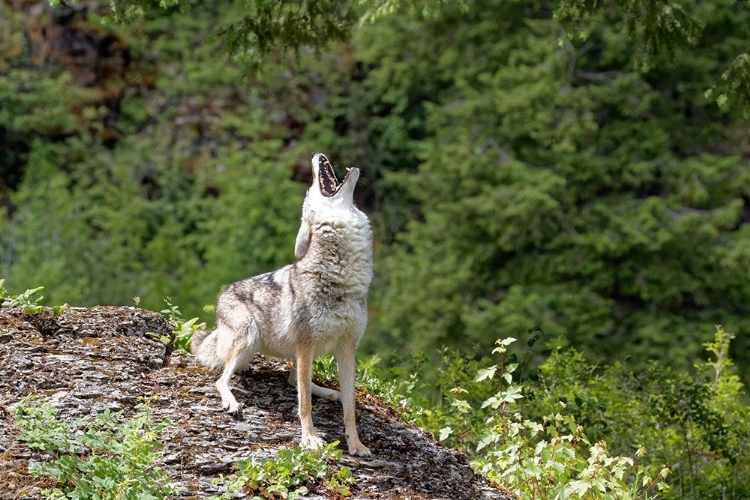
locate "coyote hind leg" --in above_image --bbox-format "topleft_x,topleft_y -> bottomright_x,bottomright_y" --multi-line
214,323 -> 256,419
216,353 -> 243,418
288,366 -> 341,401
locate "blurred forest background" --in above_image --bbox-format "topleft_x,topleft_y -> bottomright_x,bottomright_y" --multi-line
1,0 -> 750,388
2,1 -> 750,497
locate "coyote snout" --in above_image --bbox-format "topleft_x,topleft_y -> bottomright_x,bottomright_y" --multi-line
191,152 -> 373,456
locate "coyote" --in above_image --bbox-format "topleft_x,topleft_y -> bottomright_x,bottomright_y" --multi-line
191,152 -> 373,456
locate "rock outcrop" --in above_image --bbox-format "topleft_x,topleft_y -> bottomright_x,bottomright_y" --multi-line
0,306 -> 509,499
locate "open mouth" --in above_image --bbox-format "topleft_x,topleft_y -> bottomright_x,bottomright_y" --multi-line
315,152 -> 354,197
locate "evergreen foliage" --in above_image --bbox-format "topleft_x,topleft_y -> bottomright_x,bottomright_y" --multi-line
359,0 -> 750,386
0,1 -> 305,314
1,4 -> 750,495
2,0 -> 750,380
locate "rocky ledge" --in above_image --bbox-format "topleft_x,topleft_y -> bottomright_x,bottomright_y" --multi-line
0,306 -> 509,499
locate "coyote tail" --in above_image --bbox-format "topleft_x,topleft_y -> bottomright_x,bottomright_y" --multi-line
190,328 -> 223,369
190,328 -> 210,355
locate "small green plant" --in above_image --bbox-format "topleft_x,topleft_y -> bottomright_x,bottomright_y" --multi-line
210,441 -> 354,499
355,354 -> 424,424
160,297 -> 202,353
15,397 -> 177,499
312,354 -> 339,383
0,281 -> 65,315
312,353 -> 422,424
324,464 -> 356,497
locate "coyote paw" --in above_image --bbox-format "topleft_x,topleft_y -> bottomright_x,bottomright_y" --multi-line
223,401 -> 243,419
324,390 -> 341,402
301,434 -> 326,450
347,440 -> 372,457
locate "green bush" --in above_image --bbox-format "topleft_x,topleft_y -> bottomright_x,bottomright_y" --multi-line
210,441 -> 354,499
15,398 -> 176,499
432,338 -> 669,499
159,297 -> 202,353
526,327 -> 750,499
395,328 -> 748,499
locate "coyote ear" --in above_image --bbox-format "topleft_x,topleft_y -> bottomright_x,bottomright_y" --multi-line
295,220 -> 311,259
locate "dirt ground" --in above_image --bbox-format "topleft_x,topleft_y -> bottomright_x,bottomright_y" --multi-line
0,306 -> 510,499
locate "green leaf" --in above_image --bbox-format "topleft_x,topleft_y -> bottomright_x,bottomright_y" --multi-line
481,396 -> 501,410
476,434 -> 495,452
499,386 -> 524,404
439,426 -> 453,441
475,365 -> 498,382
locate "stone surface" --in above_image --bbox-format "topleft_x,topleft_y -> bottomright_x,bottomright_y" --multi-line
0,306 -> 510,499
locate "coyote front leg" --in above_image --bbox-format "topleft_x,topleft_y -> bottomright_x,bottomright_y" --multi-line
296,341 -> 325,449
336,343 -> 371,456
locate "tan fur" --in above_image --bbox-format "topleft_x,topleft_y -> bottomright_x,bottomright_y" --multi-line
191,153 -> 373,456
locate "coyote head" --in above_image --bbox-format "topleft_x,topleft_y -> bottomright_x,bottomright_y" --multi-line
309,152 -> 359,204
295,152 -> 363,259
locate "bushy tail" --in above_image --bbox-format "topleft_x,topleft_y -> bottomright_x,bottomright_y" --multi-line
190,328 -> 210,355
190,328 -> 223,370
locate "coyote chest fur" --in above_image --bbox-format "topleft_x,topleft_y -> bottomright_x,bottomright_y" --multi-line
191,152 -> 373,456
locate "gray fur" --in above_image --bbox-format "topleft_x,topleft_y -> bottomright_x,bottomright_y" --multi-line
192,152 -> 373,456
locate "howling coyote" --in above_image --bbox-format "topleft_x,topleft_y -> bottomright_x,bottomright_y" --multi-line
192,152 -> 373,456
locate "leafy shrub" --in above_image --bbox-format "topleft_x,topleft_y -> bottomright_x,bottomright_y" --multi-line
15,398 -> 176,499
210,441 -> 354,499
159,297 -> 202,353
526,327 -> 750,499
312,353 -> 424,425
0,280 -> 65,315
398,328 -> 748,499
435,338 -> 669,499
312,354 -> 339,383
